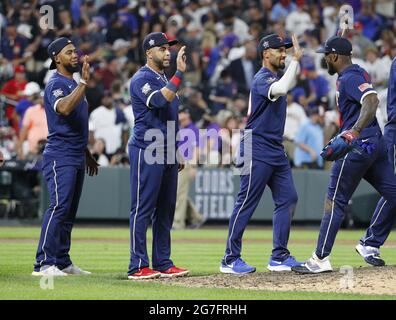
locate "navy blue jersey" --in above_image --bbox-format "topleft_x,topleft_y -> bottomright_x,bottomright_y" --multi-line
43,72 -> 88,158
129,65 -> 179,151
242,67 -> 288,166
385,58 -> 396,137
336,64 -> 380,136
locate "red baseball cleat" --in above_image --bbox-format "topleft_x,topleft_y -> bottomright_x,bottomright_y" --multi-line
156,266 -> 190,278
127,267 -> 161,280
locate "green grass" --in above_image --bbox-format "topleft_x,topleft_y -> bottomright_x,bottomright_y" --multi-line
0,226 -> 395,300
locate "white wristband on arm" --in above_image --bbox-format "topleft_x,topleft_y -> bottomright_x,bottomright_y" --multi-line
79,79 -> 87,85
53,98 -> 62,114
268,59 -> 300,101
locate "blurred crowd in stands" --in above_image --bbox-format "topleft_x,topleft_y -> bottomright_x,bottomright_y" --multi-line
0,0 -> 395,170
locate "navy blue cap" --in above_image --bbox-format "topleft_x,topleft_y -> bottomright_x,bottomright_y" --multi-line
47,37 -> 73,69
142,32 -> 178,52
47,37 -> 74,69
258,34 -> 293,56
316,36 -> 352,56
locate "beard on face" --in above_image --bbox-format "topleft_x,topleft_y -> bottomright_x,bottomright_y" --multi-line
270,58 -> 285,71
65,63 -> 81,73
326,61 -> 336,75
152,56 -> 167,71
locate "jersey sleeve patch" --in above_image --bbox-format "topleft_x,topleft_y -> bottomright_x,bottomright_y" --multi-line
266,76 -> 277,84
141,83 -> 152,95
358,83 -> 373,92
52,88 -> 64,98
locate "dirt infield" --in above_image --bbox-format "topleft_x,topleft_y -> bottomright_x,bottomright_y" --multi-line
163,266 -> 396,296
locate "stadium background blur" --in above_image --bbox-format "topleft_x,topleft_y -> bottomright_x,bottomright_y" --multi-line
0,0 -> 395,223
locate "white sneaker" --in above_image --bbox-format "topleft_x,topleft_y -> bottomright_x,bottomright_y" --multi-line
355,244 -> 385,267
291,253 -> 333,274
32,265 -> 68,276
61,264 -> 92,275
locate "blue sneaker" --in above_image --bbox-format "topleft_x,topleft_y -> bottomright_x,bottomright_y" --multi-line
220,258 -> 256,274
267,255 -> 304,272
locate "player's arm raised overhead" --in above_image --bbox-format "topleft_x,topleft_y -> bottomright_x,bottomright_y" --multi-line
270,35 -> 303,99
56,55 -> 90,116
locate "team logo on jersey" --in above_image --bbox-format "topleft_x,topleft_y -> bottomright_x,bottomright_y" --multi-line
141,83 -> 152,95
52,89 -> 64,98
266,76 -> 277,84
358,83 -> 373,92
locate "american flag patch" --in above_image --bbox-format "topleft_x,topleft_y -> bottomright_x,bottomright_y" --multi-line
358,83 -> 373,92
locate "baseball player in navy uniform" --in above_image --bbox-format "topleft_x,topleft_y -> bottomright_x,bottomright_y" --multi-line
127,32 -> 189,279
220,34 -> 305,274
384,57 -> 396,172
355,57 -> 396,267
32,38 -> 99,276
293,36 -> 396,274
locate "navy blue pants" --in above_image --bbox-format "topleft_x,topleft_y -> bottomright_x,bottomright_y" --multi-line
316,134 -> 396,258
223,159 -> 298,264
34,156 -> 85,271
128,145 -> 178,274
359,131 -> 396,248
384,130 -> 396,175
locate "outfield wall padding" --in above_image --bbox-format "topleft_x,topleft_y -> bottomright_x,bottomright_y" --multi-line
39,167 -> 380,223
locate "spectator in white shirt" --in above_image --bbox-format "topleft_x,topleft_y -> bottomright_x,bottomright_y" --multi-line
364,47 -> 391,89
322,1 -> 339,40
283,93 -> 308,163
285,0 -> 314,36
89,91 -> 127,156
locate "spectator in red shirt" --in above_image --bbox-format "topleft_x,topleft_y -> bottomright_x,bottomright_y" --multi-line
0,65 -> 28,133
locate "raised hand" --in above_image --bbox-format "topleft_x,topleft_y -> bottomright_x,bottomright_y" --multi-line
176,46 -> 187,73
81,55 -> 90,82
291,34 -> 303,61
